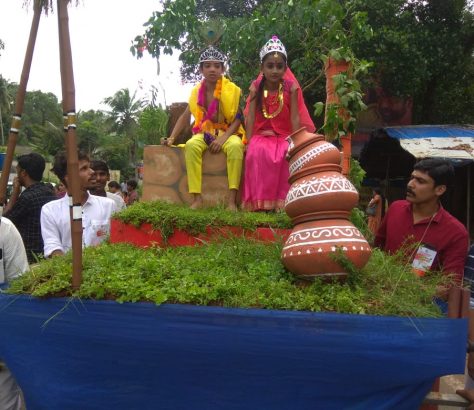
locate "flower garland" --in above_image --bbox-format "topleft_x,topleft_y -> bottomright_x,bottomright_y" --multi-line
262,82 -> 284,119
192,77 -> 223,135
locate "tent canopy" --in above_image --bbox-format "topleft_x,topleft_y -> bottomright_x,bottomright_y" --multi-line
359,125 -> 474,179
384,125 -> 474,163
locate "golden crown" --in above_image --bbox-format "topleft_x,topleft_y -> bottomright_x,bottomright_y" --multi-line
259,36 -> 287,62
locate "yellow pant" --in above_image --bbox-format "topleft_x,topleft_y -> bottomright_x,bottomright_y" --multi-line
185,133 -> 244,194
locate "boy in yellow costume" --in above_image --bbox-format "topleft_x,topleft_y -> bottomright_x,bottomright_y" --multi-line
163,46 -> 245,210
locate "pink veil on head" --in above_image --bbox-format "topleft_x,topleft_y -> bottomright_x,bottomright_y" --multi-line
244,68 -> 315,133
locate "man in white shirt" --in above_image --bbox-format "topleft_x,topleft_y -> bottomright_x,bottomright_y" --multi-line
40,151 -> 115,258
0,217 -> 29,410
89,160 -> 126,211
0,217 -> 29,287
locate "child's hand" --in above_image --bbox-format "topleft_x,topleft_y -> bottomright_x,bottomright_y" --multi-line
209,136 -> 227,153
161,137 -> 174,146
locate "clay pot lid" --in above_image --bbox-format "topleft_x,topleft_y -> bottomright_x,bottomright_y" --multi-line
288,163 -> 343,184
286,127 -> 325,156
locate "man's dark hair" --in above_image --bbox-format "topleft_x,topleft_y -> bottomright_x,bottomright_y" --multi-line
51,150 -> 89,184
90,159 -> 109,175
413,158 -> 454,188
17,153 -> 46,181
108,180 -> 121,190
127,179 -> 138,189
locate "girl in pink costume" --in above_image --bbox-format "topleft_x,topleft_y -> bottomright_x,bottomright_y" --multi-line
242,36 -> 315,211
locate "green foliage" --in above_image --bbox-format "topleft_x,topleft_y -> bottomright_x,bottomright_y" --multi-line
348,158 -> 366,190
350,0 -> 474,123
7,240 -> 449,317
350,207 -> 372,243
134,0 -> 474,125
316,55 -> 372,141
137,106 -> 169,145
116,201 -> 292,241
132,0 -> 374,108
102,88 -> 144,170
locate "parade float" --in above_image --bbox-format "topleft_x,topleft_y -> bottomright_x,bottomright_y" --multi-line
0,2 -> 469,409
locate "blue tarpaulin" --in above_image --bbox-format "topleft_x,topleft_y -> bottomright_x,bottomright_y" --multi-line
383,125 -> 474,164
384,125 -> 474,140
0,294 -> 467,410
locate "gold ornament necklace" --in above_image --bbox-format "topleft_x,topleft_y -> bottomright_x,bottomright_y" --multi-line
262,82 -> 284,119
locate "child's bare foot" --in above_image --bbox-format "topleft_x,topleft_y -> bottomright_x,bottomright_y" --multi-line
190,195 -> 203,209
227,189 -> 238,212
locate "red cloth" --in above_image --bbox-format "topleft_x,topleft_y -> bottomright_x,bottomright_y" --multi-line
374,200 -> 469,282
243,68 -> 315,135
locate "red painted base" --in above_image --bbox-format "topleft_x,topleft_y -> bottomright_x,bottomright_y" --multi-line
110,219 -> 291,248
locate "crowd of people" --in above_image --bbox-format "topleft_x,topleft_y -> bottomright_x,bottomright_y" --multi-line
1,152 -> 138,263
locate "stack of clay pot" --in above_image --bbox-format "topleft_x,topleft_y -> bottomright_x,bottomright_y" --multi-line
281,127 -> 371,280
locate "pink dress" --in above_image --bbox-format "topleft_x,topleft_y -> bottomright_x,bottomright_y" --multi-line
242,71 -> 315,211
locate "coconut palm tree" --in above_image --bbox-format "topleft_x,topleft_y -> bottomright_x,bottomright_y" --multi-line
103,88 -> 144,172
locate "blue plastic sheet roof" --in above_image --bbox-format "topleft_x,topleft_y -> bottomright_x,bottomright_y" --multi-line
383,125 -> 474,162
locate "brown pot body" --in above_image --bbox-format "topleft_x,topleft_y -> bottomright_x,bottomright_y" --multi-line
281,219 -> 371,279
288,139 -> 341,177
285,165 -> 359,220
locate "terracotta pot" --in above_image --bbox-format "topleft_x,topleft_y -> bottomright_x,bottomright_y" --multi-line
281,219 -> 371,279
286,127 -> 324,158
288,137 -> 341,177
285,164 -> 359,221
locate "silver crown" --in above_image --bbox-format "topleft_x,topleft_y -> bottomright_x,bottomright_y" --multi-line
199,46 -> 226,63
259,35 -> 287,62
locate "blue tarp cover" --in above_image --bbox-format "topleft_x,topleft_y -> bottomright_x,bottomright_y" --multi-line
0,294 -> 467,410
384,125 -> 474,140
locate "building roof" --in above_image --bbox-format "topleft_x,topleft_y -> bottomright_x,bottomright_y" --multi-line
384,125 -> 474,163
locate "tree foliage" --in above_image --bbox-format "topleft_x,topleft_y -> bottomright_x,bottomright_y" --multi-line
134,0 -> 474,125
102,88 -> 144,172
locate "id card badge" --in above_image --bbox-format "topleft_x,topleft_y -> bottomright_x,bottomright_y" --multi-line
412,244 -> 437,277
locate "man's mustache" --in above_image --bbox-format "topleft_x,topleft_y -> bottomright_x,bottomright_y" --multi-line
406,187 -> 415,196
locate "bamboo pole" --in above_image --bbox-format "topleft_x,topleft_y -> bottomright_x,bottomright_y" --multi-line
57,0 -> 83,288
0,0 -> 42,211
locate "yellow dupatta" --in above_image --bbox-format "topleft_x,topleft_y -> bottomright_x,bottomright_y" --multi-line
189,76 -> 246,140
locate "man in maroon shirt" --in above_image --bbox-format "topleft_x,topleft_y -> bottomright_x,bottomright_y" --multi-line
375,158 -> 469,283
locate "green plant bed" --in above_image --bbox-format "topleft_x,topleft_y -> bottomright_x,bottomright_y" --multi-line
8,238 -> 450,317
115,201 -> 293,240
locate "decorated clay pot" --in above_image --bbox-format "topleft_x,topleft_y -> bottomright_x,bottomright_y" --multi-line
287,136 -> 341,177
281,219 -> 371,279
287,127 -> 324,158
285,164 -> 359,221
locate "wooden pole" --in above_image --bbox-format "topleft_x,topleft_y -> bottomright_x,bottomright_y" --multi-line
0,0 -> 42,211
57,0 -> 83,288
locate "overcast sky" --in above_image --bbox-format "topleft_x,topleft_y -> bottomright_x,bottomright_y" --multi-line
0,0 -> 192,111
